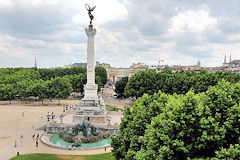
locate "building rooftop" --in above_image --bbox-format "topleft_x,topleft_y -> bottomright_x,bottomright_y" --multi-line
230,60 -> 240,63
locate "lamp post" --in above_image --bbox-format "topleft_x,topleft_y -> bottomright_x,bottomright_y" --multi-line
107,116 -> 111,127
46,112 -> 51,122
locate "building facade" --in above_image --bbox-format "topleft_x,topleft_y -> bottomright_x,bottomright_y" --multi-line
229,60 -> 240,68
96,62 -> 147,84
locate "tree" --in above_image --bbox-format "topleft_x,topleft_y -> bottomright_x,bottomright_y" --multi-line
112,80 -> 240,160
123,69 -> 240,98
124,71 -> 157,98
31,80 -> 48,105
16,80 -> 33,103
64,73 -> 102,93
115,77 -> 128,97
38,67 -> 86,80
135,91 -> 222,159
111,91 -> 169,159
64,73 -> 86,93
48,77 -> 73,105
0,84 -> 16,104
95,66 -> 108,86
96,75 -> 102,92
211,144 -> 240,160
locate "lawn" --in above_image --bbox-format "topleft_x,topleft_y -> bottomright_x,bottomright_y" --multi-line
105,105 -> 124,112
10,153 -> 114,160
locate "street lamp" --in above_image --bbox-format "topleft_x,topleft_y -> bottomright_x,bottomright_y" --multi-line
107,116 -> 111,127
46,112 -> 51,122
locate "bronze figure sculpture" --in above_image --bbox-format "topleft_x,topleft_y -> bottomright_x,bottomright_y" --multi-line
85,4 -> 96,25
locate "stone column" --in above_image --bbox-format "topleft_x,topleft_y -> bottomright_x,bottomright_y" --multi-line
83,25 -> 98,100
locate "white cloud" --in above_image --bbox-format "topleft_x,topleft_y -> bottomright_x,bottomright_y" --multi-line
227,33 -> 240,42
169,10 -> 217,33
0,0 -> 13,7
0,32 -> 87,68
0,0 -> 240,68
31,0 -> 58,6
189,45 -> 211,52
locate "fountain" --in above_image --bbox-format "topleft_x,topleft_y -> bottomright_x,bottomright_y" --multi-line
45,119 -> 110,149
60,119 -> 109,145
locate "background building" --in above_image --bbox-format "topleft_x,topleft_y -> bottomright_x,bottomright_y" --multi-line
229,60 -> 240,68
96,62 -> 147,85
71,63 -> 87,68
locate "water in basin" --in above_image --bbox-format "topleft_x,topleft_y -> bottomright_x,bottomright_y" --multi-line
49,134 -> 111,149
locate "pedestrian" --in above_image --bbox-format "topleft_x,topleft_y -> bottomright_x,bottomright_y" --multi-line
36,140 -> 38,147
104,146 -> 107,151
36,134 -> 39,141
32,134 -> 35,139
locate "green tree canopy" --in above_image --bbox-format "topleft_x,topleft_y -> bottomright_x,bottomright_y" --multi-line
0,84 -> 16,104
124,71 -> 157,98
124,69 -> 240,98
96,75 -> 102,92
95,66 -> 108,86
64,73 -> 86,93
48,77 -> 73,104
115,77 -> 128,97
0,67 -> 106,102
31,79 -> 48,105
16,79 -> 34,101
112,80 -> 240,160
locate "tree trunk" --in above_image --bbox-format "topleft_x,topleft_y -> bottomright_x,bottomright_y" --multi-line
9,100 -> 11,104
42,99 -> 44,105
58,99 -> 60,105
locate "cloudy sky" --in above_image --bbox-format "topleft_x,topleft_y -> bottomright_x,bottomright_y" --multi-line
0,0 -> 239,68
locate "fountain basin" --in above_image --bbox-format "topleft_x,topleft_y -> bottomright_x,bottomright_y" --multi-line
43,134 -> 111,150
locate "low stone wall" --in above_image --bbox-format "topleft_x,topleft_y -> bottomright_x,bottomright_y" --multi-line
46,125 -> 119,136
100,128 -> 119,136
40,134 -> 110,150
46,126 -> 65,134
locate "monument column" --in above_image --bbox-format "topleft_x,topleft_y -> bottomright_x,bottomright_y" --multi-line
83,25 -> 98,100
86,26 -> 96,85
74,4 -> 107,123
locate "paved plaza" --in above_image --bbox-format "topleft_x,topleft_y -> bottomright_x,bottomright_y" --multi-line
0,88 -> 132,160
